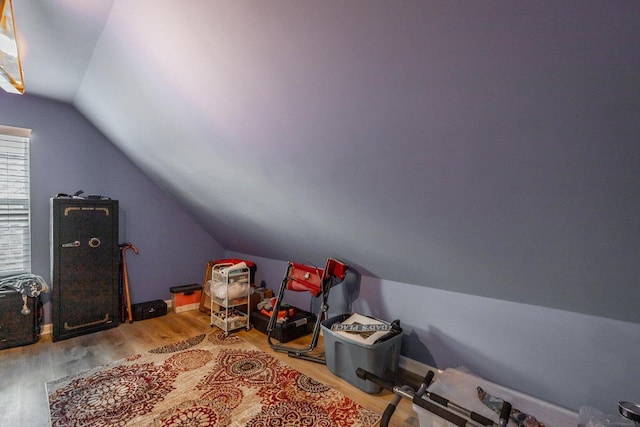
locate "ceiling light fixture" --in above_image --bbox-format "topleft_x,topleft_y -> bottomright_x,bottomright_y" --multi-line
0,0 -> 24,94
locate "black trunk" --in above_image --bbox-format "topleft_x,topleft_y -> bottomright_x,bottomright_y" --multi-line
0,290 -> 42,349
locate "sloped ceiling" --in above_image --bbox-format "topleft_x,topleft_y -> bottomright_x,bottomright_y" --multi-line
12,1 -> 640,323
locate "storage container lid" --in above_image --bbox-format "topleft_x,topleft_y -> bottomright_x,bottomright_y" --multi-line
169,283 -> 201,294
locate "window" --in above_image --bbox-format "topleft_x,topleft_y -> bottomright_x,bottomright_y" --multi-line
0,125 -> 31,277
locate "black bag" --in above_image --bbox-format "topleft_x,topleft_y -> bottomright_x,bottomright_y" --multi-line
131,300 -> 167,321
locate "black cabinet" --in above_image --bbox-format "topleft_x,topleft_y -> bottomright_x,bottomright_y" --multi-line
50,198 -> 120,341
0,290 -> 42,349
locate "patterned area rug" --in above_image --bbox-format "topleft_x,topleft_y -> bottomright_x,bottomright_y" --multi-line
46,331 -> 380,426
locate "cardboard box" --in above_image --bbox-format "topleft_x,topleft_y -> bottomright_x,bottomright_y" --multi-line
253,287 -> 273,310
237,288 -> 273,314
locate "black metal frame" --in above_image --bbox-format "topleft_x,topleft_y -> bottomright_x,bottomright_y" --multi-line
266,258 -> 347,364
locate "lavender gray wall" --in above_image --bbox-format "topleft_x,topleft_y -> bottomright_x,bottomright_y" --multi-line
230,251 -> 639,416
72,1 -> 640,325
0,93 -> 224,322
0,90 -> 636,413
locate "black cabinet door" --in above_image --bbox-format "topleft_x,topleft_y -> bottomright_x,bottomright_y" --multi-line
51,199 -> 119,341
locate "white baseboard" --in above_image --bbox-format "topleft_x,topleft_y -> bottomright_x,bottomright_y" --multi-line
398,355 -> 437,377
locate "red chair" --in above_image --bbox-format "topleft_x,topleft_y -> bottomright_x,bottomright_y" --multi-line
267,258 -> 348,363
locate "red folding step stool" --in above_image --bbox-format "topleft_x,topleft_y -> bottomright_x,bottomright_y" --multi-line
266,258 -> 348,363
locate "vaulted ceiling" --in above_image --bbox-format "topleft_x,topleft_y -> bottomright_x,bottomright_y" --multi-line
12,1 -> 640,323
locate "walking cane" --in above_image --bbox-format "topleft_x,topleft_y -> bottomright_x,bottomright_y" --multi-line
119,243 -> 138,323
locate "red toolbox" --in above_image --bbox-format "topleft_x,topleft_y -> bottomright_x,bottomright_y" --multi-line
252,306 -> 316,343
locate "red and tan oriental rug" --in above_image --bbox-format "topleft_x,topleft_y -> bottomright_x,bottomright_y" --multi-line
46,331 -> 380,426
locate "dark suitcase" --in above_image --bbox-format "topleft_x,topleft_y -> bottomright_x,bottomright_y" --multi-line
0,289 -> 43,349
252,306 -> 316,343
131,300 -> 167,321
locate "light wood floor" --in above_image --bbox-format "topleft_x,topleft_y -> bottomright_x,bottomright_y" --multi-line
0,310 -> 420,426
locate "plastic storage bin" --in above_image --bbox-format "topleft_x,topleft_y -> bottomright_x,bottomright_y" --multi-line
321,313 -> 402,393
169,283 -> 202,313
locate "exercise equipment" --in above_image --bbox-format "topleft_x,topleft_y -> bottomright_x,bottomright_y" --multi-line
267,258 -> 348,363
357,368 -> 511,427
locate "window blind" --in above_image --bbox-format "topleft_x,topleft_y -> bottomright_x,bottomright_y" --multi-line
0,125 -> 31,277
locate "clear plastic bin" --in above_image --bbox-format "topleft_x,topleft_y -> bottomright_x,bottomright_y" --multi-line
414,367 -> 579,426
